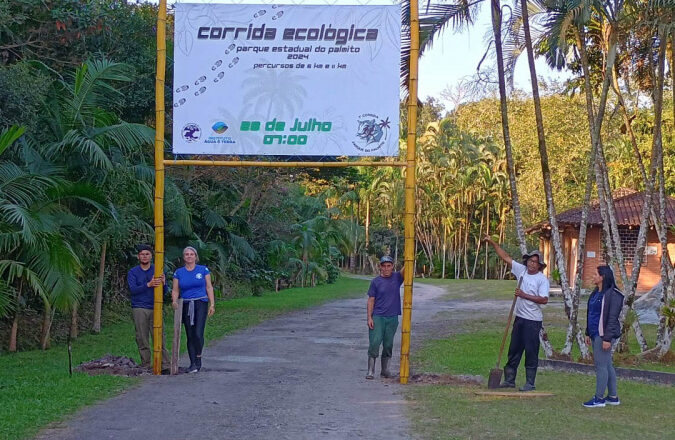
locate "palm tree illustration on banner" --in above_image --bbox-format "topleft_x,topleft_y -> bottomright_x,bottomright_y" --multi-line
241,66 -> 308,121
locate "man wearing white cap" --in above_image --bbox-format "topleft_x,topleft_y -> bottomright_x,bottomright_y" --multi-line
365,255 -> 404,379
484,236 -> 549,391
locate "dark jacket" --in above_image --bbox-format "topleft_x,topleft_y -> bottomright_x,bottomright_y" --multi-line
127,264 -> 168,309
585,287 -> 624,342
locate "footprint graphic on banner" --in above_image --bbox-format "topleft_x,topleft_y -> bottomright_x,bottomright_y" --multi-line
175,85 -> 189,93
174,98 -> 186,107
229,57 -> 239,68
253,10 -> 266,18
194,86 -> 206,96
272,11 -> 284,20
211,60 -> 222,71
194,76 -> 206,85
214,71 -> 225,83
224,43 -> 236,55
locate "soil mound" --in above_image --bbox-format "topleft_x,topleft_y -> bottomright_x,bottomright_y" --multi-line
76,354 -> 147,377
408,373 -> 483,386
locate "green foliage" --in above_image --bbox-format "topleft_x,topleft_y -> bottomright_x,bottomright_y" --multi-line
0,63 -> 51,132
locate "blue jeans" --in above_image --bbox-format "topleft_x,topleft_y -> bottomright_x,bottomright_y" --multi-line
593,335 -> 617,398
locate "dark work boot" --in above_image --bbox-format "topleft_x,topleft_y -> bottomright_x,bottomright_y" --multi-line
499,365 -> 516,388
519,368 -> 537,391
366,357 -> 376,379
381,356 -> 393,378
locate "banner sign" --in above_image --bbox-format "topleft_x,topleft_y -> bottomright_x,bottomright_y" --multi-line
173,3 -> 401,156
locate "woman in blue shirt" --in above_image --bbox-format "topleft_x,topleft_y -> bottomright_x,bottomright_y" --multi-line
172,246 -> 215,373
583,265 -> 624,408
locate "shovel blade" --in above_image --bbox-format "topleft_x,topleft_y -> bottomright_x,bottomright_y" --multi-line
487,368 -> 503,389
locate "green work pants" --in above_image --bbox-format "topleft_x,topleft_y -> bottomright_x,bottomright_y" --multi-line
368,316 -> 399,358
132,307 -> 170,369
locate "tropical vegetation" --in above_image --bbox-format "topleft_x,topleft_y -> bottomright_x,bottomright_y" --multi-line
0,0 -> 673,364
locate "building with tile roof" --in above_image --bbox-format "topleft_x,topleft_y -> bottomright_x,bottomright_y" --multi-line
526,189 -> 675,292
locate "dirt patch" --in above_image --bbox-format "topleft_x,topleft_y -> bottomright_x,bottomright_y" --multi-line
618,350 -> 675,366
408,373 -> 483,386
76,354 -> 148,377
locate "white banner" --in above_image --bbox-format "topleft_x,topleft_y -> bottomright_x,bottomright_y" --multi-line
172,3 -> 400,156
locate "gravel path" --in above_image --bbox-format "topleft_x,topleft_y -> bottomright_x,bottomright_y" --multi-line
36,281 -> 458,440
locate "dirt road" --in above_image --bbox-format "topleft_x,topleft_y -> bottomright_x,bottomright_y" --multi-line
36,281 -> 461,440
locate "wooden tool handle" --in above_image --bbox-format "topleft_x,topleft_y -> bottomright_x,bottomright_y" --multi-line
495,277 -> 522,368
171,298 -> 183,375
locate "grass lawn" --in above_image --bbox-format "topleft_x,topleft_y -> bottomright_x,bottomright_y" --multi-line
415,277 -> 518,300
409,279 -> 674,440
0,277 -> 369,440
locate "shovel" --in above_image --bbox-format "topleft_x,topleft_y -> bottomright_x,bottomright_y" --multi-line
488,276 -> 522,389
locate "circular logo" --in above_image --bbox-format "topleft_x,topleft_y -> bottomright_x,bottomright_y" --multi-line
182,123 -> 202,143
352,114 -> 390,153
196,273 -> 203,280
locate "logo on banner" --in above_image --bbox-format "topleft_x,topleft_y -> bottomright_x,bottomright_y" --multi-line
352,114 -> 391,153
205,120 -> 236,145
212,122 -> 229,134
182,123 -> 202,143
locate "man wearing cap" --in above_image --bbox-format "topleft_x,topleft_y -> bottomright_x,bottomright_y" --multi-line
366,255 -> 404,379
127,244 -> 170,374
484,236 -> 549,391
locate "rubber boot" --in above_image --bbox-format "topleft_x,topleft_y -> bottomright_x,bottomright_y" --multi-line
381,356 -> 393,378
519,368 -> 537,391
499,365 -> 516,388
366,357 -> 376,379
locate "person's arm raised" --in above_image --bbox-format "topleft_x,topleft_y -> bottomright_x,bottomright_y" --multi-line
483,235 -> 513,267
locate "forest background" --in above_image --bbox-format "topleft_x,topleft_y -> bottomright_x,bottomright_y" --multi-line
0,0 -> 672,358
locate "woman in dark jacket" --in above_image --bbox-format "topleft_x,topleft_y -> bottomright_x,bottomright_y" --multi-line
583,265 -> 624,408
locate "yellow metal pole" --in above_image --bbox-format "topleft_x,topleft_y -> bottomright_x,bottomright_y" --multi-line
165,160 -> 406,168
399,0 -> 419,385
152,0 -> 167,376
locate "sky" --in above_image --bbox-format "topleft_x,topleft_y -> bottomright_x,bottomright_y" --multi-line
159,0 -> 571,110
417,6 -> 571,109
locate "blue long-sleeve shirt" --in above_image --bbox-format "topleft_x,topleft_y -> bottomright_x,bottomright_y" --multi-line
127,264 -> 165,309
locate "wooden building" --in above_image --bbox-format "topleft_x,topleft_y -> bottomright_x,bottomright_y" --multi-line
526,189 -> 675,292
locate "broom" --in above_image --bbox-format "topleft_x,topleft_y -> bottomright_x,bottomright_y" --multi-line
488,276 -> 522,389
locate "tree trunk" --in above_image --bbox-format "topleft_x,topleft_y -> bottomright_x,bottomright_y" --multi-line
365,198 -> 370,248
617,28 -> 668,353
491,0 -> 527,255
40,305 -> 54,350
8,284 -> 22,352
653,29 -> 674,353
471,213 -> 484,279
559,28 -> 603,359
485,206 -> 490,280
93,241 -> 107,333
441,224 -> 447,279
520,0 -> 572,358
70,305 -> 78,339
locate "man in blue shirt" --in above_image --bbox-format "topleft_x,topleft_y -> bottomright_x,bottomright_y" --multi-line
366,256 -> 404,379
127,244 -> 170,373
